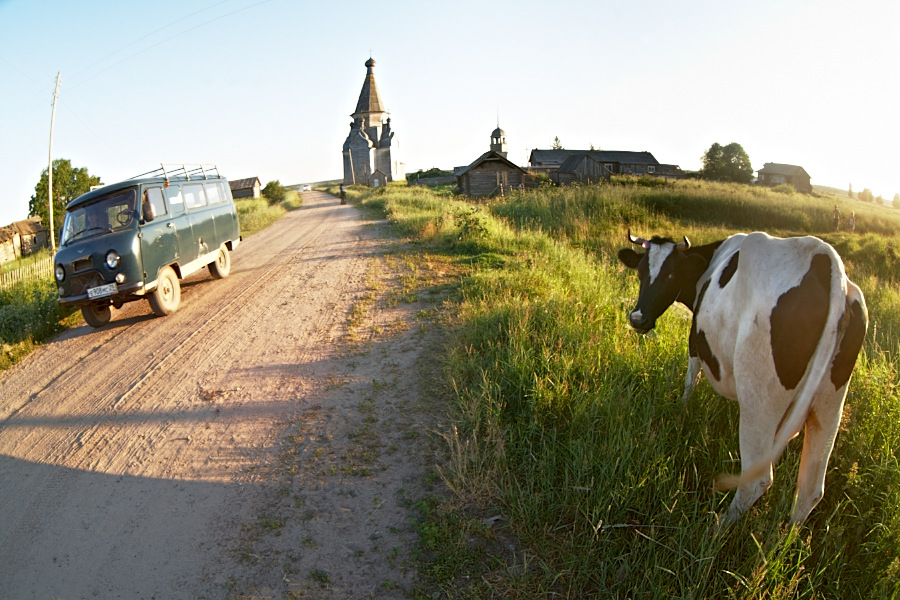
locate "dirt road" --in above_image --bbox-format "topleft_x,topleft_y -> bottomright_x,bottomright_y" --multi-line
0,191 -> 440,598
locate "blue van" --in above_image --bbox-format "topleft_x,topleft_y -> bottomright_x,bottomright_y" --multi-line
54,164 -> 241,327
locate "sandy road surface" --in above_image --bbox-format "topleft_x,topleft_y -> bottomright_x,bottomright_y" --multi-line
0,191 -> 440,598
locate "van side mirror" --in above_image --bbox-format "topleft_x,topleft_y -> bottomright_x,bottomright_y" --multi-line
142,198 -> 157,223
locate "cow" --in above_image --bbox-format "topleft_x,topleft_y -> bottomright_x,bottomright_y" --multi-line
617,230 -> 868,524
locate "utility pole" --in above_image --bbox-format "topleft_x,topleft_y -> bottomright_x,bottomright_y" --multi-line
48,72 -> 60,253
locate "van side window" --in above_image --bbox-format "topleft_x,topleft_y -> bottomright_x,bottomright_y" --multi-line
218,181 -> 231,202
144,187 -> 167,217
166,186 -> 183,206
183,184 -> 207,209
204,182 -> 223,204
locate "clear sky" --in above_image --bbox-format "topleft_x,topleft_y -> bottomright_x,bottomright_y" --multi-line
1,0 -> 897,227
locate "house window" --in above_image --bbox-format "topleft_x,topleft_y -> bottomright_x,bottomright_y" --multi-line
648,166 -> 656,174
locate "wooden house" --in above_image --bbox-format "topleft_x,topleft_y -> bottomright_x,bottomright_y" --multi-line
229,177 -> 261,199
0,216 -> 48,264
757,163 -> 812,193
552,152 -> 613,185
529,149 -> 670,177
455,151 -> 529,197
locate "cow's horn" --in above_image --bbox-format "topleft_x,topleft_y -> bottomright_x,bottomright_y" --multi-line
627,228 -> 650,249
677,236 -> 691,251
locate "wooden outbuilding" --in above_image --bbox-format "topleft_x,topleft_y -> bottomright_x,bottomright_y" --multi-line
757,163 -> 812,193
0,216 -> 48,265
229,177 -> 261,199
455,151 -> 529,197
552,152 -> 613,185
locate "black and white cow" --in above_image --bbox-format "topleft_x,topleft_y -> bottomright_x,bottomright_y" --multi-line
618,230 -> 868,524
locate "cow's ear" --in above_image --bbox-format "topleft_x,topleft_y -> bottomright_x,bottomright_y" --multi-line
680,254 -> 709,278
618,248 -> 643,269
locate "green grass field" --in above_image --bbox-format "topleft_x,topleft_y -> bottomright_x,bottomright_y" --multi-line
338,179 -> 900,599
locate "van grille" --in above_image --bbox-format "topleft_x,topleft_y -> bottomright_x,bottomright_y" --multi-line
72,257 -> 93,273
69,271 -> 106,296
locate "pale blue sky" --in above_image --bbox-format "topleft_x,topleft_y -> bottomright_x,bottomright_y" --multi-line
1,0 -> 897,226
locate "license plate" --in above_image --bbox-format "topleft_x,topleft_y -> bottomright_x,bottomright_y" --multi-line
87,282 -> 117,299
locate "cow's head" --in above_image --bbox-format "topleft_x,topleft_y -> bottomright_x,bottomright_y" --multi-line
617,230 -> 708,333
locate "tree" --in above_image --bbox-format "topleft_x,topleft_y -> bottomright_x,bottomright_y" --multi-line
700,143 -> 724,180
893,193 -> 899,209
262,180 -> 286,205
858,188 -> 875,203
701,142 -> 753,184
848,183 -> 854,199
29,159 -> 101,240
552,136 -> 563,150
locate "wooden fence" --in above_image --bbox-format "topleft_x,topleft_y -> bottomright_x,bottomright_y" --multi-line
0,257 -> 54,290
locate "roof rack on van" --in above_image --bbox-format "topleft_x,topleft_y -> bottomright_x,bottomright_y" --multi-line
129,163 -> 221,183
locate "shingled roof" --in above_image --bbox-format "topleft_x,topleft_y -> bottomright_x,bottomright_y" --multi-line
530,149 -> 659,167
757,163 -> 809,177
353,58 -> 386,116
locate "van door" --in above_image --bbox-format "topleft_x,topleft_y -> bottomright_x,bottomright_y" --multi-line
166,185 -> 197,266
182,183 -> 216,262
204,181 -> 238,244
139,186 -> 177,282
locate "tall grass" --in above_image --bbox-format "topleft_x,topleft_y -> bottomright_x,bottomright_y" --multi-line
0,277 -> 79,369
347,181 -> 900,598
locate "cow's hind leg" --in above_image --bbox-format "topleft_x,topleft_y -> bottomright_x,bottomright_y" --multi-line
792,388 -> 847,523
722,406 -> 778,525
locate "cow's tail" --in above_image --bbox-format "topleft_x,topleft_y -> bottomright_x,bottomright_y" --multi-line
716,255 -> 848,492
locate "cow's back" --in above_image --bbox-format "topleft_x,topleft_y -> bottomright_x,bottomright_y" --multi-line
692,232 -> 848,403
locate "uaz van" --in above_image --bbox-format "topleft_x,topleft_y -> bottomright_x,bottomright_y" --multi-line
54,163 -> 241,327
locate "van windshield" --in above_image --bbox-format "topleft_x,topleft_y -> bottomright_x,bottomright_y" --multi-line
61,188 -> 137,246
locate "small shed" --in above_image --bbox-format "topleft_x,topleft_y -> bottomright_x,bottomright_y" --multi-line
757,163 -> 812,193
455,151 -> 529,197
552,153 -> 613,185
229,177 -> 261,199
369,169 -> 388,188
0,216 -> 48,264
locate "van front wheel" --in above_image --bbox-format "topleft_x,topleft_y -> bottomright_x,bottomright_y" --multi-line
82,303 -> 111,327
149,266 -> 181,316
209,244 -> 231,279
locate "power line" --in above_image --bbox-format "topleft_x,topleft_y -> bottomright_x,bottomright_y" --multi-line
68,0 -> 274,89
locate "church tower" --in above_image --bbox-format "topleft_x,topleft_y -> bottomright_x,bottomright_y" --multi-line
490,126 -> 508,157
342,58 -> 404,186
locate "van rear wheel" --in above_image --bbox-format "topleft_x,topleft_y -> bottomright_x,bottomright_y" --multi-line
208,244 -> 231,279
148,266 -> 181,316
82,303 -> 111,327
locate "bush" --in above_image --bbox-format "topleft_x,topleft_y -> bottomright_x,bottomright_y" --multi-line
262,180 -> 286,205
771,183 -> 796,194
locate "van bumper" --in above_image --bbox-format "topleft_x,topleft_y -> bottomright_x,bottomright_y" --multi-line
58,281 -> 145,307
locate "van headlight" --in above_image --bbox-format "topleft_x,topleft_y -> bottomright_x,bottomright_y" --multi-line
55,264 -> 65,281
106,251 -> 121,269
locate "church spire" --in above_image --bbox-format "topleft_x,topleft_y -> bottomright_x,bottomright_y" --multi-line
353,58 -> 386,117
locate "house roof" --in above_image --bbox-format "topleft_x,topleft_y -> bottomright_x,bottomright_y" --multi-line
757,162 -> 810,178
229,177 -> 260,191
353,58 -> 386,116
14,216 -> 45,236
556,152 -> 613,174
529,149 -> 659,167
455,151 -> 526,177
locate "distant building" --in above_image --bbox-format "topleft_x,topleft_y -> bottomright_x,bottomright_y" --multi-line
455,126 -> 529,197
229,177 -> 261,199
342,58 -> 405,186
757,163 -> 812,193
0,216 -> 48,264
552,152 -> 612,185
529,149 -> 680,178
